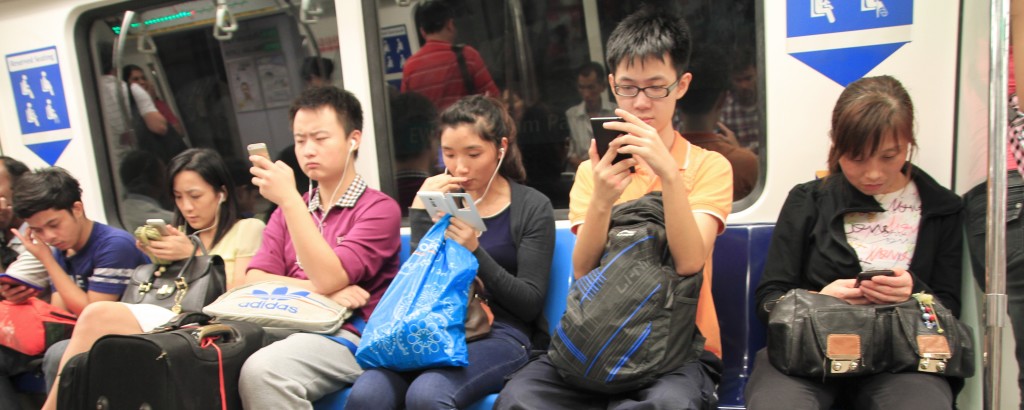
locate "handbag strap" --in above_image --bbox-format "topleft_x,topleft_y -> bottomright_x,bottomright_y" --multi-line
189,234 -> 209,256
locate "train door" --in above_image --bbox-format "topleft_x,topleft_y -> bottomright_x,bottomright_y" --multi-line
76,0 -> 343,231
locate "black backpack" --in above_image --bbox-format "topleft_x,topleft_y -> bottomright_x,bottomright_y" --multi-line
549,193 -> 705,393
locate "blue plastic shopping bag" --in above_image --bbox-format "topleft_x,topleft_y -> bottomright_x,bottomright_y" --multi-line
356,215 -> 479,370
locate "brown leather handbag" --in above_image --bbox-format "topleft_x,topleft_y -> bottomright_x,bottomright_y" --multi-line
465,277 -> 494,341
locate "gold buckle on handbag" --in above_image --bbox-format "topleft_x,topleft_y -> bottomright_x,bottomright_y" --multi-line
827,334 -> 862,374
138,282 -> 152,294
170,277 -> 189,314
917,335 -> 952,373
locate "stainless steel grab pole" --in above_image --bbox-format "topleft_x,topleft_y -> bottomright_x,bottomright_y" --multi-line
986,0 -> 1010,409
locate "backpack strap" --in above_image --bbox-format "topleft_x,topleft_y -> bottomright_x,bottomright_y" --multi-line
452,44 -> 476,95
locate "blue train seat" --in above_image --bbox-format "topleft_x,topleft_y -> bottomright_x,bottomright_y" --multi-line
712,224 -> 774,410
314,227 -> 577,409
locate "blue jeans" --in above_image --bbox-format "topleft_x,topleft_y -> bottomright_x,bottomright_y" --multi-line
345,322 -> 530,410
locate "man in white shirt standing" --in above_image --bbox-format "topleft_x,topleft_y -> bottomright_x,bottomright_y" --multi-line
564,62 -> 616,168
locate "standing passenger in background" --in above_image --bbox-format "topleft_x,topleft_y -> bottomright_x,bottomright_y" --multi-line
123,64 -> 186,138
239,86 -> 402,409
677,45 -> 759,200
119,150 -> 174,231
96,44 -> 165,176
40,148 -> 265,410
345,95 -> 554,409
963,0 -> 1024,405
391,91 -> 439,214
746,75 -> 964,409
402,0 -> 499,111
719,46 -> 760,155
565,62 -> 617,168
301,57 -> 335,88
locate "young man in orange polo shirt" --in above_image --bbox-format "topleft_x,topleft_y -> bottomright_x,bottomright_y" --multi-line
496,8 -> 732,409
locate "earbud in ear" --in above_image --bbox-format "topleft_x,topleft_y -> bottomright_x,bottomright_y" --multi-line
350,142 -> 359,153
499,147 -> 506,158
219,193 -> 226,203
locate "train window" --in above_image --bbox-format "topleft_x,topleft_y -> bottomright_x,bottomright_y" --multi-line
76,0 -> 344,231
371,0 -> 764,215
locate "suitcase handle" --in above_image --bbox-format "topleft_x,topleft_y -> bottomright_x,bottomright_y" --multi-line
196,324 -> 234,341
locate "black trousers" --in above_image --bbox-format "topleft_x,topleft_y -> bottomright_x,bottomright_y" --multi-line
495,350 -> 721,410
965,170 -> 1024,408
744,349 -> 953,410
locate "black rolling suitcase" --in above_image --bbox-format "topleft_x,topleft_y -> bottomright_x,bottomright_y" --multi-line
59,316 -> 267,410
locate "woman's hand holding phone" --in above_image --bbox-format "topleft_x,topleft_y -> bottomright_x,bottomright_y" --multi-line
410,173 -> 467,212
139,225 -> 194,262
857,268 -> 913,304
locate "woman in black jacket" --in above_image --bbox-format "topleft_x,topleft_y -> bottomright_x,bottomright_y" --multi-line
745,76 -> 964,409
345,95 -> 555,409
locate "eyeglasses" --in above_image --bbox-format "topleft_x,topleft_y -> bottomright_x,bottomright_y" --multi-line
613,78 -> 681,99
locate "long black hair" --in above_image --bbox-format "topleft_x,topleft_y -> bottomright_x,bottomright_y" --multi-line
166,149 -> 240,248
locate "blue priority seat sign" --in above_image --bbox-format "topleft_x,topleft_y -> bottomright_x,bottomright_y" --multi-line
5,46 -> 71,165
787,0 -> 913,87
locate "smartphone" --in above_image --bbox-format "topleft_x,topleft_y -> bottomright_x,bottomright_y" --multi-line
418,191 -> 449,219
146,219 -> 170,236
590,117 -> 632,167
247,143 -> 270,160
416,191 -> 488,232
446,193 -> 487,232
0,274 -> 44,291
854,269 -> 895,287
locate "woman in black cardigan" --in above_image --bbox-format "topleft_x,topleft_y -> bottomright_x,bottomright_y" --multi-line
345,95 -> 555,409
745,76 -> 965,409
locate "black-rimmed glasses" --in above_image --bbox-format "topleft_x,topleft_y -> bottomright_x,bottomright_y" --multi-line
613,78 -> 681,99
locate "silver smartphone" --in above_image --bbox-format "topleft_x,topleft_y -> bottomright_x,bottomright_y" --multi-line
145,218 -> 170,236
247,143 -> 270,160
416,191 -> 487,232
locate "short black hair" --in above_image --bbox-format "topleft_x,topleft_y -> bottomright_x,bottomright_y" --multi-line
13,167 -> 82,219
122,64 -> 143,83
415,0 -> 455,35
119,150 -> 166,195
0,156 -> 30,185
606,8 -> 692,78
301,57 -> 334,83
392,92 -> 437,162
289,86 -> 364,135
576,61 -> 606,81
676,45 -> 729,115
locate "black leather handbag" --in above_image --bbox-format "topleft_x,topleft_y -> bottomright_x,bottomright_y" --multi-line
121,236 -> 226,314
767,289 -> 974,379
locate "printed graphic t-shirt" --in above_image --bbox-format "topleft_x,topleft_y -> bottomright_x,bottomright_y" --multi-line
843,181 -> 922,271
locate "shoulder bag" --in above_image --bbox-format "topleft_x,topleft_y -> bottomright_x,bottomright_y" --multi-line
203,281 -> 352,334
767,289 -> 974,379
121,235 -> 226,314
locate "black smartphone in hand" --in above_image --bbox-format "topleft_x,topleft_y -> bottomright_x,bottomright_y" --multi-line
590,117 -> 632,167
854,269 -> 895,287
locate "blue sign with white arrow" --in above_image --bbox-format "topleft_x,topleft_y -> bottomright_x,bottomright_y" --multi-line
6,46 -> 71,165
787,0 -> 913,87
